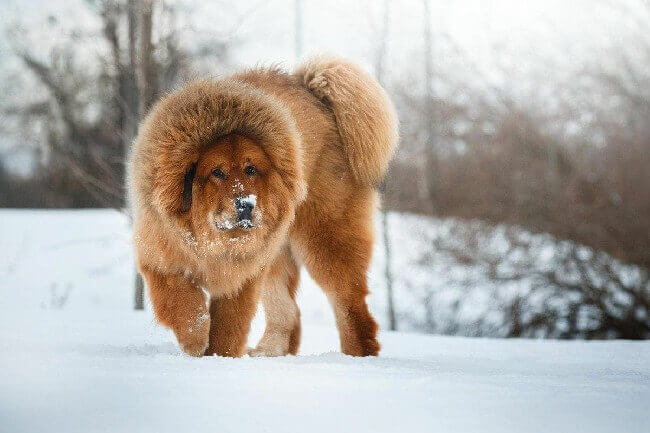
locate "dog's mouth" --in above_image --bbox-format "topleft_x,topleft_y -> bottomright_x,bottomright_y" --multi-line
212,207 -> 262,236
237,219 -> 254,229
214,218 -> 257,231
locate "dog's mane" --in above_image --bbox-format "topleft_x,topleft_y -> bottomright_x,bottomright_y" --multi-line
128,77 -> 307,218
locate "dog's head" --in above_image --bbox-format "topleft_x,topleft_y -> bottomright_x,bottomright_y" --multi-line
180,134 -> 291,253
130,79 -> 306,258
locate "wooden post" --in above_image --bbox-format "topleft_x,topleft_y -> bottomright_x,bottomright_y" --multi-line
376,0 -> 397,331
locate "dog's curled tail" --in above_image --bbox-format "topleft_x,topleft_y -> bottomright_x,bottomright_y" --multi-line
295,56 -> 399,185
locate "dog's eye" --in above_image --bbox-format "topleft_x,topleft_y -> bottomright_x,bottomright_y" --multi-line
212,168 -> 226,179
245,165 -> 257,176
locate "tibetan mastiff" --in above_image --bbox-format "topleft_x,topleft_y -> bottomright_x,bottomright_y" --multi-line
128,56 -> 398,357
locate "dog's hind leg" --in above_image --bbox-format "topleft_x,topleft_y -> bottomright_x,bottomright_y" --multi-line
292,189 -> 380,357
249,248 -> 301,357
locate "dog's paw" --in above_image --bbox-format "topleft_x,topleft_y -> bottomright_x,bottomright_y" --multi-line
341,336 -> 380,357
176,313 -> 210,357
248,329 -> 291,357
180,336 -> 209,357
247,345 -> 286,358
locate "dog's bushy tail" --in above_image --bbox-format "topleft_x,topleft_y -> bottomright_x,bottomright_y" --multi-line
295,56 -> 399,185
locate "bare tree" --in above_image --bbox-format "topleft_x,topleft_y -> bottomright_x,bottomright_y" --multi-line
384,1 -> 650,274
6,0 -> 233,308
15,49 -> 125,209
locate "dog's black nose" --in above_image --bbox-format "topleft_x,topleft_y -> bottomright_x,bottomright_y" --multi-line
234,196 -> 255,223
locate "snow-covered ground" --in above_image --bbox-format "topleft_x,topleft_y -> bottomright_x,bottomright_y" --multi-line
1,209 -> 649,433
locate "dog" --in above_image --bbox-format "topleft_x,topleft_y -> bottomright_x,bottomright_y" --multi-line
127,56 -> 398,357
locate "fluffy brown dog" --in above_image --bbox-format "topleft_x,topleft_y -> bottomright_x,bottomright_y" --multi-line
128,56 -> 398,357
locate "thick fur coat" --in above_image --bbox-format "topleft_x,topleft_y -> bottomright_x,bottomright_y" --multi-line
128,56 -> 398,357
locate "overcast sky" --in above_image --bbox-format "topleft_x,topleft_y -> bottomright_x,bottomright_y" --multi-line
1,0 -> 645,173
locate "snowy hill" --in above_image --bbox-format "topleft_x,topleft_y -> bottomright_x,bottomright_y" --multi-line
1,209 -> 649,432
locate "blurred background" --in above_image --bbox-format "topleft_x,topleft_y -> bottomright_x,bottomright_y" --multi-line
1,0 -> 649,339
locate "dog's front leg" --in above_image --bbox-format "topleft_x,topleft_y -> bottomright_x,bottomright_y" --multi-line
139,265 -> 210,356
205,277 -> 261,357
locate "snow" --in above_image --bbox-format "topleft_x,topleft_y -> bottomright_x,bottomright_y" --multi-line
240,193 -> 257,207
1,209 -> 649,433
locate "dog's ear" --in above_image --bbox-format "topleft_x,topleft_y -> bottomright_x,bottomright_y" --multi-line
180,162 -> 197,213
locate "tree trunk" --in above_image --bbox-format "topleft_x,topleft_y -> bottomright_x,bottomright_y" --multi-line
422,0 -> 436,213
376,0 -> 396,331
138,0 -> 157,117
133,0 -> 157,310
125,0 -> 139,141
